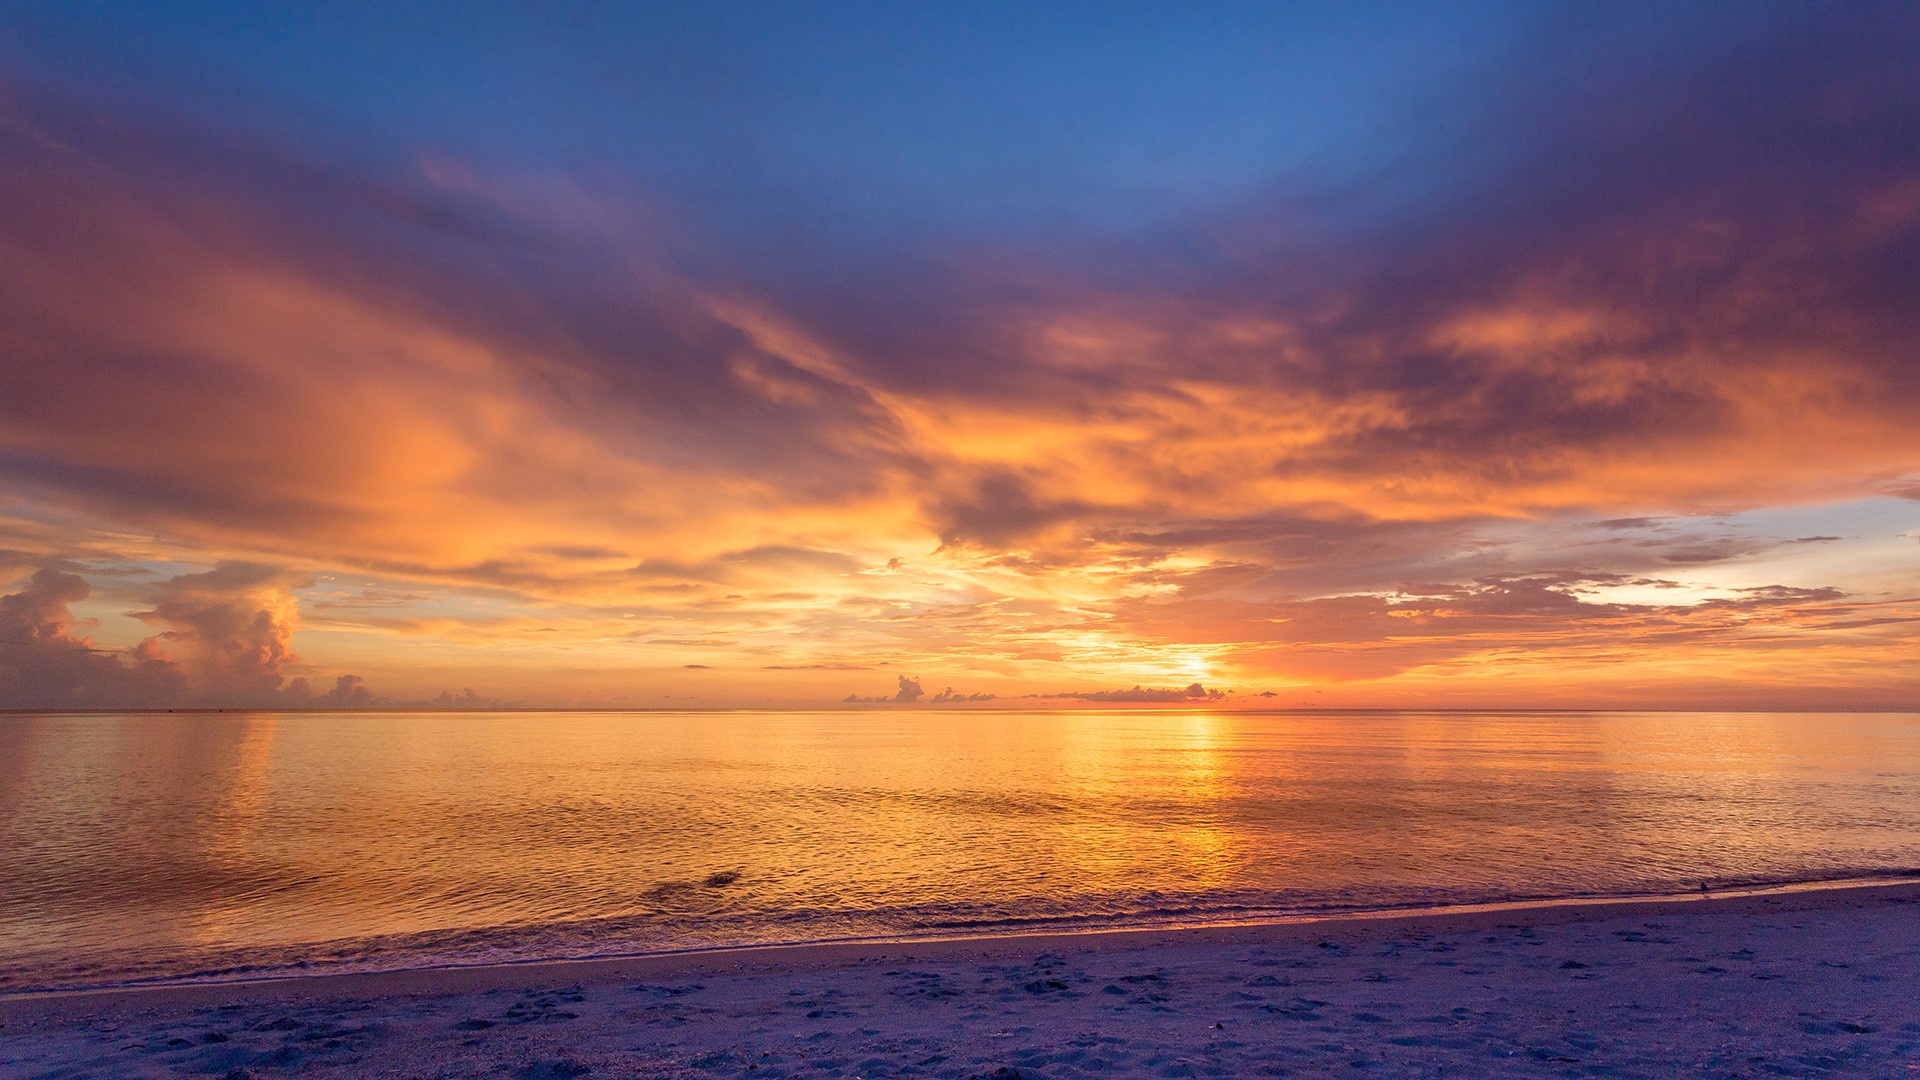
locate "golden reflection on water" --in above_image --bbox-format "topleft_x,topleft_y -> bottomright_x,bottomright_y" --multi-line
1156,713 -> 1236,884
1,709 -> 1918,990
179,714 -> 279,948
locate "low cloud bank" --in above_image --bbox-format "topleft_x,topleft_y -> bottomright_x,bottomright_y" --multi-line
0,562 -> 376,710
844,675 -> 995,704
841,680 -> 1235,706
1035,683 -> 1226,704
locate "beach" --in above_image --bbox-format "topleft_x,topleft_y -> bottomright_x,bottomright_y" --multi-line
4,882 -> 1916,1078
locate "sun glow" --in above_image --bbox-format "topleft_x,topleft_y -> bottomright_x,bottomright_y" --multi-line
3,4 -> 1919,710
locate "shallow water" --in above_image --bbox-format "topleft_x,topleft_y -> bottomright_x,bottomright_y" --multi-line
2,709 -> 1917,992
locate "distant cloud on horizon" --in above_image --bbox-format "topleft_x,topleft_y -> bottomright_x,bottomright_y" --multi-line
1035,684 -> 1227,705
0,560 -> 352,710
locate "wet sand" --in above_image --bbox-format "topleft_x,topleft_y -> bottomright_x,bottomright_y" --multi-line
3,882 -> 1917,1078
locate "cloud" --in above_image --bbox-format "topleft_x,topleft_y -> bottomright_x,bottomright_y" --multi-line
7,9 -> 1917,606
1041,682 -> 1223,703
929,686 -> 996,703
0,99 -> 919,606
423,688 -> 505,709
1105,571 -> 1914,690
843,675 -> 1000,703
286,673 -> 376,707
844,674 -> 928,703
0,561 -> 373,709
130,561 -> 310,702
0,568 -> 181,708
1,9 -> 1918,707
928,469 -> 1102,549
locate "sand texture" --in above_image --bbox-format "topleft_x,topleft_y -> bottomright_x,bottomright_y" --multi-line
3,884 -> 1917,1078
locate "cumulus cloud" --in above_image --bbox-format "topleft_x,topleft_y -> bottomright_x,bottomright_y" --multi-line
0,568 -> 181,709
130,562 -> 309,702
284,673 -> 376,707
844,675 -> 927,703
0,561 -> 374,709
421,687 -> 506,709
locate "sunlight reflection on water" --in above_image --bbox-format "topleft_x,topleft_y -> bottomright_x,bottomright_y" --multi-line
2,709 -> 1917,990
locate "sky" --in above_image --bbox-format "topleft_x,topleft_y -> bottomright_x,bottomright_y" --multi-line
1,1 -> 1917,710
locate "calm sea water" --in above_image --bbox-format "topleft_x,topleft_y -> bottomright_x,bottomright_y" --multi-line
2,709 -> 1918,993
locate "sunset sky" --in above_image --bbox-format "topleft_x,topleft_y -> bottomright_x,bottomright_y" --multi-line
2,2 -> 1917,710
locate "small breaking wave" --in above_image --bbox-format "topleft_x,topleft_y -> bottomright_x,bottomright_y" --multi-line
7,867 -> 1917,996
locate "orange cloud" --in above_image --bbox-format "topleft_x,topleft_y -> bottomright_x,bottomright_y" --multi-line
4,22 -> 1920,709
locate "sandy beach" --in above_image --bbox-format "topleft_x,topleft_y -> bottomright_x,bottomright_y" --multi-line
3,882 -> 1916,1078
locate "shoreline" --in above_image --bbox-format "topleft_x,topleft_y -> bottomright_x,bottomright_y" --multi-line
7,876 -> 1915,1018
7,879 -> 1916,1078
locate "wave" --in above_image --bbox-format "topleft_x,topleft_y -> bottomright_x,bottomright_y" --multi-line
8,867 -> 1917,997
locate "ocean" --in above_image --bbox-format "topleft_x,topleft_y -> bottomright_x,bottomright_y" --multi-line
2,709 -> 1917,993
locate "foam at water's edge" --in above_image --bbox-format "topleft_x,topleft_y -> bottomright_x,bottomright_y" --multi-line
9,869 -> 1916,998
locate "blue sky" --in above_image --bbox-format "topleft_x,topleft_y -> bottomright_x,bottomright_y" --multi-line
4,1 -> 1550,241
